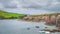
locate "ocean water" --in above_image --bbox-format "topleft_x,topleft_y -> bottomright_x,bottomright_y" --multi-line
0,19 -> 59,34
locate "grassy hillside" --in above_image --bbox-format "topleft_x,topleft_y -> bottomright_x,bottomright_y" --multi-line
0,10 -> 26,19
31,13 -> 60,17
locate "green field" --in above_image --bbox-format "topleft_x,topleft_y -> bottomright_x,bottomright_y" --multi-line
0,10 -> 26,19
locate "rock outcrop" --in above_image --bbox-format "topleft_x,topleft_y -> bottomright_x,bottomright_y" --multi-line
22,14 -> 60,28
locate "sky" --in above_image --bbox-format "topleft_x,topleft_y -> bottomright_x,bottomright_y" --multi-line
0,0 -> 60,15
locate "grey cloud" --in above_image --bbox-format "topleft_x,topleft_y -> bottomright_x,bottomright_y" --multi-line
0,0 -> 60,12
0,0 -> 17,8
22,0 -> 60,11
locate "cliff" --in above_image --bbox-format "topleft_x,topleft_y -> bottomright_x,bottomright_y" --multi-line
22,13 -> 60,28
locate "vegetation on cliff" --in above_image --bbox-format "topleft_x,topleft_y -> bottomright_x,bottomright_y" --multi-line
31,13 -> 60,17
0,10 -> 26,19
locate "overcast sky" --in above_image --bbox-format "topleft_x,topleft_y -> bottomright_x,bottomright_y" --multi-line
0,0 -> 60,15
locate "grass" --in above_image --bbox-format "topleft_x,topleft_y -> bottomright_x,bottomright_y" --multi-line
0,10 -> 26,19
31,13 -> 60,17
0,10 -> 60,19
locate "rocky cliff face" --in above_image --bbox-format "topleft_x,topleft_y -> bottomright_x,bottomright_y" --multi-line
22,14 -> 60,28
56,15 -> 60,28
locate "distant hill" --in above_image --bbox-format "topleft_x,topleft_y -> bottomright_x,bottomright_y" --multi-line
0,10 -> 26,19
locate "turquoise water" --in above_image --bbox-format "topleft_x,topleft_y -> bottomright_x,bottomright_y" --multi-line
0,19 -> 60,34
